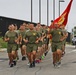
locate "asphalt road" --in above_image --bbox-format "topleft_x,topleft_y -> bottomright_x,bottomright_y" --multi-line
0,44 -> 76,75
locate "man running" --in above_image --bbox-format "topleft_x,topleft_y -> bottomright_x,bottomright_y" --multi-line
4,24 -> 18,67
23,23 -> 39,68
49,23 -> 65,67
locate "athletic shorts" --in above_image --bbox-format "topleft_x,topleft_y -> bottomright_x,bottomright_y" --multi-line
38,41 -> 42,47
26,43 -> 38,53
51,42 -> 62,52
7,44 -> 17,53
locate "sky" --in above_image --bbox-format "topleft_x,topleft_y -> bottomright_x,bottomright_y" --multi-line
0,0 -> 76,32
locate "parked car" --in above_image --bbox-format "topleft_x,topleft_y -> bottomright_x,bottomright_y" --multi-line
72,37 -> 76,45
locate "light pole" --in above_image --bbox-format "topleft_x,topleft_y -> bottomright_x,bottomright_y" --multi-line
31,0 -> 33,22
59,0 -> 65,16
39,0 -> 41,23
47,0 -> 49,26
53,0 -> 55,20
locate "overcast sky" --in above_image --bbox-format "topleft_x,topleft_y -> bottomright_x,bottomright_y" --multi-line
0,0 -> 76,32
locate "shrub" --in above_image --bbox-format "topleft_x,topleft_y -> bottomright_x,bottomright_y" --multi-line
0,37 -> 7,48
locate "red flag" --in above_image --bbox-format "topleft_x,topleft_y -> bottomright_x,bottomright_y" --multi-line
50,0 -> 73,29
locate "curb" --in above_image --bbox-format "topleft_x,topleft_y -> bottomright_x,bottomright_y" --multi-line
0,48 -> 7,52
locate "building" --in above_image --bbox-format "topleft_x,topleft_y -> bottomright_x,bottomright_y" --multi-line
0,16 -> 36,36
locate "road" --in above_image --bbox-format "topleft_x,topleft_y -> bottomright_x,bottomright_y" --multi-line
0,44 -> 76,75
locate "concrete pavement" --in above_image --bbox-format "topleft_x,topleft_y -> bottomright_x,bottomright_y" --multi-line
0,45 -> 76,75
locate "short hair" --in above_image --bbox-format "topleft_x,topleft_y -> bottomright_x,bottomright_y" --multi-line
37,22 -> 40,24
51,20 -> 53,22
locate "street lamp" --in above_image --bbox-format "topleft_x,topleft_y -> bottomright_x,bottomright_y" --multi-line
47,0 -> 49,26
31,0 -> 33,22
39,0 -> 41,23
59,0 -> 65,16
53,0 -> 55,20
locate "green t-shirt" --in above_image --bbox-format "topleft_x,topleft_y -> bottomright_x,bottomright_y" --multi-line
23,30 -> 39,44
50,29 -> 63,42
18,30 -> 26,43
18,30 -> 26,38
5,31 -> 18,44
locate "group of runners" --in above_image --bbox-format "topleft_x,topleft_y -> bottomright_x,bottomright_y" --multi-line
4,23 -> 49,68
4,21 -> 68,68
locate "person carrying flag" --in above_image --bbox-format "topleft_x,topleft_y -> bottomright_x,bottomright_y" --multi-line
49,23 -> 66,68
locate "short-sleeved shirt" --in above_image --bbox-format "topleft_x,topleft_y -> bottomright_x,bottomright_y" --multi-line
4,31 -> 18,53
23,30 -> 39,44
18,30 -> 26,44
37,30 -> 42,47
50,29 -> 63,52
23,30 -> 39,53
4,31 -> 18,44
50,29 -> 63,43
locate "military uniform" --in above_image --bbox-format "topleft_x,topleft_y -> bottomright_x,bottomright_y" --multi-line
50,29 -> 63,52
23,30 -> 39,53
15,30 -> 20,51
4,31 -> 18,53
37,31 -> 42,47
42,29 -> 48,44
18,30 -> 26,47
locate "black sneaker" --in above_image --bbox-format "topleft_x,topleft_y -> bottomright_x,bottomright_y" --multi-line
57,61 -> 61,68
10,63 -> 14,67
53,62 -> 57,68
44,51 -> 48,56
22,56 -> 26,61
29,63 -> 32,68
13,61 -> 16,66
32,61 -> 35,67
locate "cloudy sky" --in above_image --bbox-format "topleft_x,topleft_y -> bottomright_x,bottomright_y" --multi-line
0,0 -> 76,32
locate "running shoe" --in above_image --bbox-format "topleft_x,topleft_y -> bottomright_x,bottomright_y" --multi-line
10,63 -> 14,67
32,61 -> 35,67
22,56 -> 26,60
57,61 -> 61,68
13,61 -> 16,66
29,63 -> 33,68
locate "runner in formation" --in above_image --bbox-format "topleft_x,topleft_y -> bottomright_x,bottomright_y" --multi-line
4,22 -> 68,68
